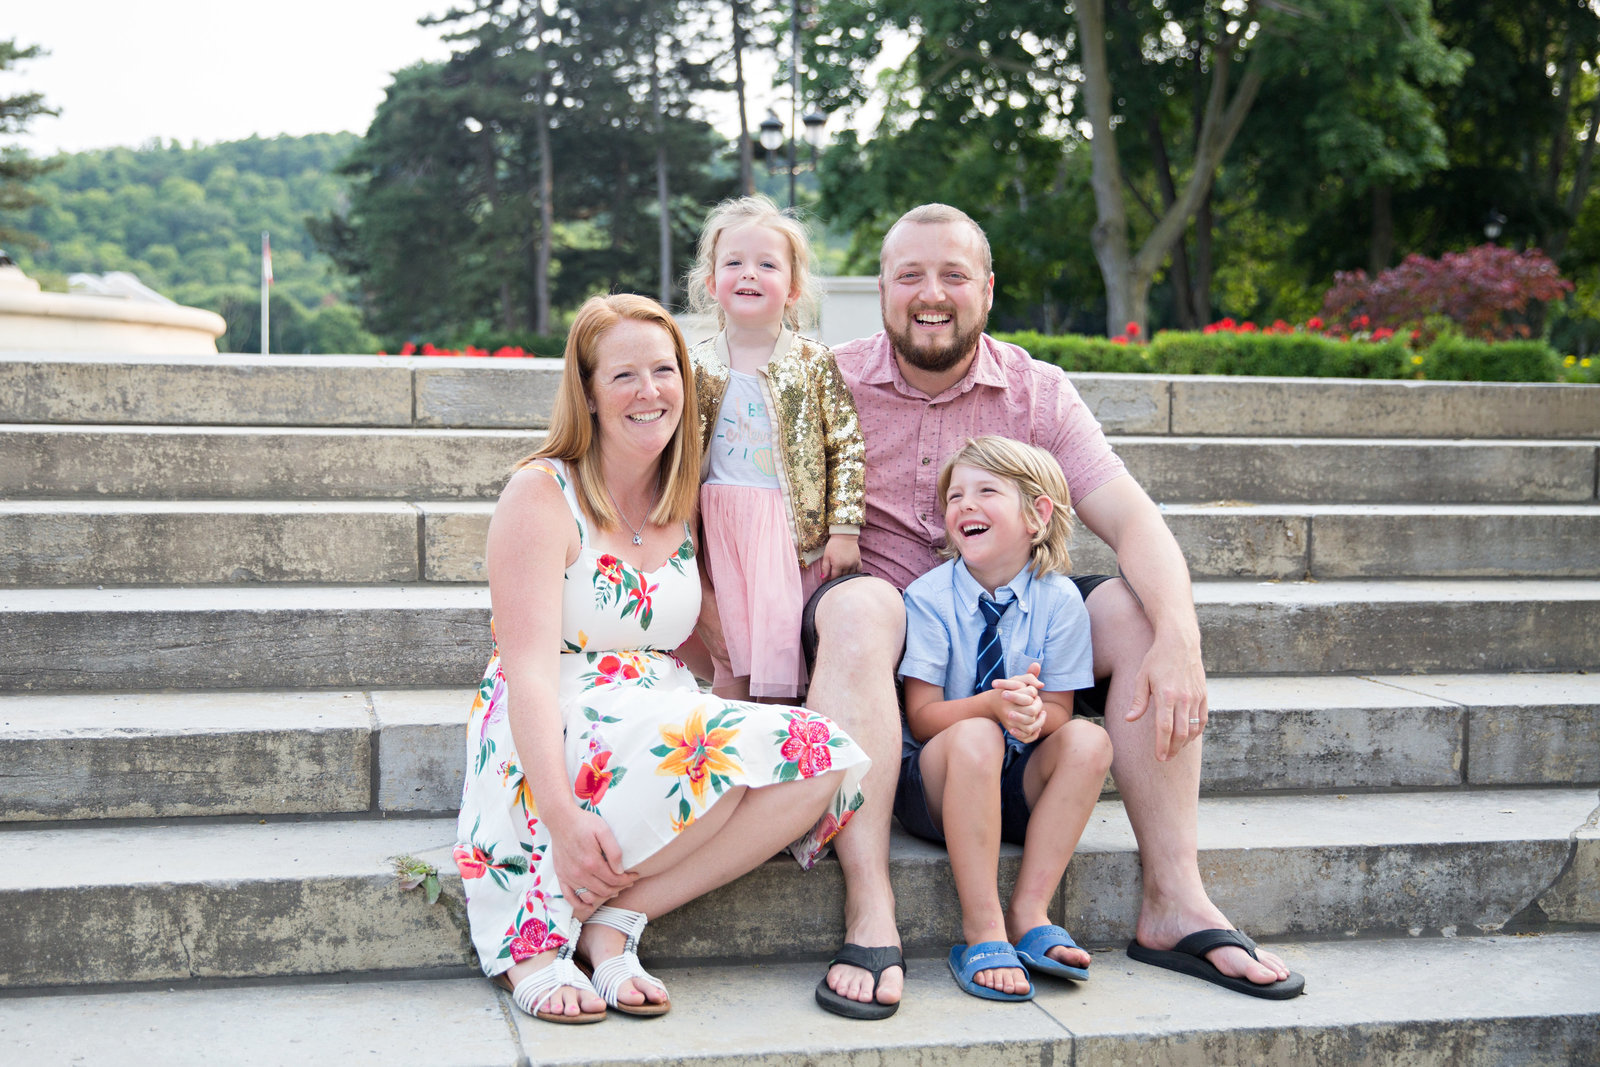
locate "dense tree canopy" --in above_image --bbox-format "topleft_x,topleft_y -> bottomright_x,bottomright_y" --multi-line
0,39 -> 60,248
316,0 -> 735,343
807,0 -> 1472,335
8,4 -> 1598,351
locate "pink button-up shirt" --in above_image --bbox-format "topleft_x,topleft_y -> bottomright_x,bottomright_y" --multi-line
831,331 -> 1128,591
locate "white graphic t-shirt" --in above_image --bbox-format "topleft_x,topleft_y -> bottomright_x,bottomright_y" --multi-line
706,369 -> 780,489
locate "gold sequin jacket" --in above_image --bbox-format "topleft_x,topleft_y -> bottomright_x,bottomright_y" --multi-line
691,328 -> 866,567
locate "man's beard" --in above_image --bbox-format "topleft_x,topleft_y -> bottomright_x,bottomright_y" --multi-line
883,303 -> 987,374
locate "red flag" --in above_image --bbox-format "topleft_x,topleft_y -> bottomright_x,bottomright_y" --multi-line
262,234 -> 274,286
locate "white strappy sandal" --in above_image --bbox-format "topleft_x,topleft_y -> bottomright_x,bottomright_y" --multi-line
582,905 -> 671,1016
494,936 -> 607,1024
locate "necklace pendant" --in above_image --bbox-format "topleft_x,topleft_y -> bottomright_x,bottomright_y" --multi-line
632,534 -> 643,546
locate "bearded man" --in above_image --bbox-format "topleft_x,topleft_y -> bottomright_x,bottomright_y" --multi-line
799,203 -> 1303,1016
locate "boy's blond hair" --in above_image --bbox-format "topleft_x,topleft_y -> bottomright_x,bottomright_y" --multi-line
936,436 -> 1074,577
686,195 -> 821,332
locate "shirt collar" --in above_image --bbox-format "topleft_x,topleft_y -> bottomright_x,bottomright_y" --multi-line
865,331 -> 1010,400
952,557 -> 1036,616
714,326 -> 793,372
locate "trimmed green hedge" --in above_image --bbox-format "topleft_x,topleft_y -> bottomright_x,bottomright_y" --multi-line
994,329 -> 1576,383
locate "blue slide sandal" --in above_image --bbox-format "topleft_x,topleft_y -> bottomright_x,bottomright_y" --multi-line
1013,924 -> 1091,981
947,941 -> 1034,1002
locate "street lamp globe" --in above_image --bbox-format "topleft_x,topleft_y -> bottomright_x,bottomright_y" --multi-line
758,113 -> 785,154
802,110 -> 827,149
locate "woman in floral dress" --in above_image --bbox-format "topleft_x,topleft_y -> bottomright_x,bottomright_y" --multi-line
455,294 -> 870,1024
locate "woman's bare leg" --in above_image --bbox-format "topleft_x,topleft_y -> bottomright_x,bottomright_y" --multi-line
577,770 -> 845,1008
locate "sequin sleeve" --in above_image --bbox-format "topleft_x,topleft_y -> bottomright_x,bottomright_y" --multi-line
813,347 -> 866,533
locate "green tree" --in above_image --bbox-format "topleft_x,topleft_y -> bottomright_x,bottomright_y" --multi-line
808,0 -> 1461,336
0,39 -> 60,248
321,2 -> 732,344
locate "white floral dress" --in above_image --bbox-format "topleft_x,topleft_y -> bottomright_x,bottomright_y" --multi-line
454,458 -> 870,977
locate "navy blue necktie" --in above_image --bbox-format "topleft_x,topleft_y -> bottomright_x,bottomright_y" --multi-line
974,597 -> 1012,696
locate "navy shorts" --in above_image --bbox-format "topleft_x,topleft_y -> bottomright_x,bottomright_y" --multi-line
894,724 -> 1039,846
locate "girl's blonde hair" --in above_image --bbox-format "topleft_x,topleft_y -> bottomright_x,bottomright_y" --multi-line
686,195 -> 821,332
936,436 -> 1074,577
518,294 -> 700,529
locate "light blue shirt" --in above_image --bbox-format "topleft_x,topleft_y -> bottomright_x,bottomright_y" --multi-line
899,558 -> 1094,757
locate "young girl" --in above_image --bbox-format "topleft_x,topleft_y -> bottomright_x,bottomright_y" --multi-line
896,435 -> 1113,1002
686,196 -> 865,700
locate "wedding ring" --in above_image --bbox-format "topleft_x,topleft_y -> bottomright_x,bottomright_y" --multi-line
1188,718 -> 1201,724
576,886 -> 591,896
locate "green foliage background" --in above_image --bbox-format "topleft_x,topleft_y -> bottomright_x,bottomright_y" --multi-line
10,134 -> 377,353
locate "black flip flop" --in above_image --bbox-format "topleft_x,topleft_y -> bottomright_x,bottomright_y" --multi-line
814,943 -> 905,1019
1127,928 -> 1305,1000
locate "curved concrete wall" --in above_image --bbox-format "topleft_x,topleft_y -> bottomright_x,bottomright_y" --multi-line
0,283 -> 226,355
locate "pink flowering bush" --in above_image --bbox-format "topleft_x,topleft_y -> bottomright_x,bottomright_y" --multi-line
1321,245 -> 1573,342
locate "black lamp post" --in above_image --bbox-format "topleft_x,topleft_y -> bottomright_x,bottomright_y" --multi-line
757,109 -> 828,207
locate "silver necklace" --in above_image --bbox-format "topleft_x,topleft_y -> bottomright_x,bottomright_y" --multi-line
606,482 -> 659,546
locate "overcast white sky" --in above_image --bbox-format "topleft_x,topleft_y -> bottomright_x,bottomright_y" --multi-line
3,2 -> 891,156
4,1 -> 459,154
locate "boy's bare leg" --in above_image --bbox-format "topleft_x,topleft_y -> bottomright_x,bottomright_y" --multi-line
918,720 -> 1028,996
1004,718 -> 1113,969
1085,581 -> 1291,985
805,576 -> 906,1008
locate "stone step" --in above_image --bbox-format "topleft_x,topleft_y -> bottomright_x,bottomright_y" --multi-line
5,675 -> 1595,823
0,500 -> 433,584
5,425 -> 1596,504
2,788 -> 1594,988
8,352 -> 1598,440
1,580 -> 1594,691
0,425 -> 543,500
0,352 -> 563,429
8,500 -> 1599,586
1115,436 -> 1597,504
4,932 -> 1598,1065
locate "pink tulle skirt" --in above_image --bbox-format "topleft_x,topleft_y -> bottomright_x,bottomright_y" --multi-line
701,483 -> 825,698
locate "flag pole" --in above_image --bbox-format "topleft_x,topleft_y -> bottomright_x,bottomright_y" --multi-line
261,231 -> 272,355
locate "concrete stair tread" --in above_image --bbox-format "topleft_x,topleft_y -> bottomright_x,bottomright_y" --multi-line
7,786 -> 1593,892
5,576 -> 1598,608
5,498 -> 1596,513
4,674 -> 1594,822
3,787 -> 1596,985
2,580 -> 1595,687
8,424 -> 1593,503
0,499 -> 443,515
0,583 -> 491,609
2,933 -> 1596,1066
7,352 -> 1598,439
8,499 -> 1600,584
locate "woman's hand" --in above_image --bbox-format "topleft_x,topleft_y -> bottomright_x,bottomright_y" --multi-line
547,806 -> 636,920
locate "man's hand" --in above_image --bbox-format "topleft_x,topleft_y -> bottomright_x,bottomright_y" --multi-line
1124,629 -> 1208,761
818,534 -> 860,581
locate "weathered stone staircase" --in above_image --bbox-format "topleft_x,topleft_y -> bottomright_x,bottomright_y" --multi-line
1,351 -> 1596,1065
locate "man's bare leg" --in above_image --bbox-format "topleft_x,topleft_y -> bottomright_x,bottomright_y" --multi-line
1085,580 -> 1291,986
805,576 -> 906,1008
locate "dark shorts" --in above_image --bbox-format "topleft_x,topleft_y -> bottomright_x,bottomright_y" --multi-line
894,725 -> 1038,846
804,570 -> 1121,844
